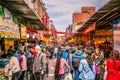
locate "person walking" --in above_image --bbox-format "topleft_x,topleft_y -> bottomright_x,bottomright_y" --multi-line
53,51 -> 70,80
18,50 -> 27,80
106,50 -> 120,80
5,52 -> 21,80
33,45 -> 47,80
79,50 -> 95,80
92,48 -> 102,80
72,46 -> 84,80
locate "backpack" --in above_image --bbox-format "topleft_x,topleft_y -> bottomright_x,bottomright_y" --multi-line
72,54 -> 80,69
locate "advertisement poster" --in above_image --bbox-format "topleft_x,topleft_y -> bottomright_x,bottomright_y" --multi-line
20,24 -> 27,39
113,18 -> 120,51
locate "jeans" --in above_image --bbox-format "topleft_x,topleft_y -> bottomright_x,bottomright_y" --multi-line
73,70 -> 79,80
19,71 -> 26,80
12,70 -> 21,80
34,73 -> 44,80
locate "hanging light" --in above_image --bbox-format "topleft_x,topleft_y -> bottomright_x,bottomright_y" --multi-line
26,33 -> 29,38
33,34 -> 35,39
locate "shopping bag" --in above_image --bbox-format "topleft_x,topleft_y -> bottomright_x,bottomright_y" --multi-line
65,73 -> 72,80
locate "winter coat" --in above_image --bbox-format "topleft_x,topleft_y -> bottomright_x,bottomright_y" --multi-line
19,55 -> 27,71
33,53 -> 47,73
106,57 -> 120,80
5,56 -> 21,80
79,59 -> 95,80
5,63 -> 12,80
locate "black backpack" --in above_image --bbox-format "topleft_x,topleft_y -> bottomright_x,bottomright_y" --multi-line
72,54 -> 80,69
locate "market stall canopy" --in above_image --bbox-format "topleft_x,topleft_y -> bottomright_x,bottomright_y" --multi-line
78,0 -> 120,31
0,0 -> 47,30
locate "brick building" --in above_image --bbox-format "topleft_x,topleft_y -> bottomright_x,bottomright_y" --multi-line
73,7 -> 95,24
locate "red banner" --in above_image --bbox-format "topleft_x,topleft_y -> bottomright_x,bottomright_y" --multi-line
27,27 -> 38,34
41,15 -> 49,29
83,22 -> 96,34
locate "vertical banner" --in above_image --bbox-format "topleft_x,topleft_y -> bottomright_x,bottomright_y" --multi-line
113,18 -> 120,51
20,24 -> 27,39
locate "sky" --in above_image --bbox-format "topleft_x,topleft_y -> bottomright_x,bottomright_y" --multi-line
43,0 -> 110,32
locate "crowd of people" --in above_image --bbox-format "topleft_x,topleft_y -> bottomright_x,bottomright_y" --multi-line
2,42 -> 120,80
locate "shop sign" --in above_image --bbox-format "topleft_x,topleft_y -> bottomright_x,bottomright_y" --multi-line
83,22 -> 96,34
0,25 -> 19,33
0,25 -> 20,38
113,18 -> 120,51
20,24 -> 27,39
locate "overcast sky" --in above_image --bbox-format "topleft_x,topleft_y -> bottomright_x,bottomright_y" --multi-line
43,0 -> 110,32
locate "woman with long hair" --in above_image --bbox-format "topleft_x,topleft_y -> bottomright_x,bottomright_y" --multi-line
53,51 -> 70,80
92,48 -> 102,80
106,50 -> 120,80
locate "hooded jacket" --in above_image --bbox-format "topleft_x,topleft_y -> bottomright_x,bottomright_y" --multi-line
79,58 -> 95,80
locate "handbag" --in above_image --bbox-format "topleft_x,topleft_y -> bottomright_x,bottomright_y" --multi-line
65,73 -> 72,80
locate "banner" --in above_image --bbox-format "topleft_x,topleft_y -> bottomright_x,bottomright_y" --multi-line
0,24 -> 20,38
4,8 -> 12,23
83,22 -> 96,34
113,18 -> 120,51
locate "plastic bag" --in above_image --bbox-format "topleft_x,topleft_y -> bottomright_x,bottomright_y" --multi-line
65,73 -> 72,80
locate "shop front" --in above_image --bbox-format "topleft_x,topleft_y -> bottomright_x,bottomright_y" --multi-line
82,22 -> 95,46
26,27 -> 38,44
0,5 -> 20,53
94,30 -> 113,49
